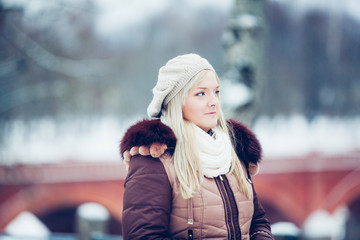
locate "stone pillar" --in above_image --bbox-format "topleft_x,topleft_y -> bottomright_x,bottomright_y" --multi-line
221,0 -> 267,125
76,202 -> 110,240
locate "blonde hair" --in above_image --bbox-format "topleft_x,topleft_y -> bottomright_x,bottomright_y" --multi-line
160,70 -> 252,199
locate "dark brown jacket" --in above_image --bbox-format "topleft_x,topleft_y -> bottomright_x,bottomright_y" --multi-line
120,119 -> 274,240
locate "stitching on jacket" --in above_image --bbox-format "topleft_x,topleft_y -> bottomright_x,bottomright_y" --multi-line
250,230 -> 273,239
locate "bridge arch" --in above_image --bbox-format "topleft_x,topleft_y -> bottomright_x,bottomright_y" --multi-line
0,180 -> 124,230
254,173 -> 306,226
321,168 -> 360,213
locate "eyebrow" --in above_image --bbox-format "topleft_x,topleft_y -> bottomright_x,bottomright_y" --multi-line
195,86 -> 220,90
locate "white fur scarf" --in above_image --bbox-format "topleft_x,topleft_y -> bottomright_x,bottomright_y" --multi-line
193,124 -> 232,178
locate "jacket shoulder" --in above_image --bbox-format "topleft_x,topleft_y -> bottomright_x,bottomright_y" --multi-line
120,119 -> 177,157
122,154 -> 173,239
227,119 -> 262,166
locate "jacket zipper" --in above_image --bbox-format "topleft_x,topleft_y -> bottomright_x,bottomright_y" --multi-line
187,199 -> 194,240
215,175 -> 241,240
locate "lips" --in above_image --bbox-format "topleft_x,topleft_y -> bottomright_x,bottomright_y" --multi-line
206,111 -> 217,115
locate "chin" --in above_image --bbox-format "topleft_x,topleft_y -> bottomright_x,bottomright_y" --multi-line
197,120 -> 218,132
207,122 -> 218,130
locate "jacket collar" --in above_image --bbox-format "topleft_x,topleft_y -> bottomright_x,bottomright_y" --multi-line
120,119 -> 262,167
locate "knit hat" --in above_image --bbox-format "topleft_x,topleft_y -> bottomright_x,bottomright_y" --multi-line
147,53 -> 215,118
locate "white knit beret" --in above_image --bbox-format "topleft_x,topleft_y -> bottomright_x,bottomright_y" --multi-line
147,53 -> 215,118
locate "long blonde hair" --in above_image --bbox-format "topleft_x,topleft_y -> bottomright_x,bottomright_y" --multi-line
160,70 -> 252,199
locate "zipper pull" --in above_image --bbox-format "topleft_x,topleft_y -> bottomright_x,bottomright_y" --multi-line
188,229 -> 193,240
187,198 -> 194,225
219,175 -> 223,181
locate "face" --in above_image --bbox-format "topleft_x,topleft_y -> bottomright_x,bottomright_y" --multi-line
182,70 -> 220,132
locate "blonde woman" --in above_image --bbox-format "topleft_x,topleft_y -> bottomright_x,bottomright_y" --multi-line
120,54 -> 274,240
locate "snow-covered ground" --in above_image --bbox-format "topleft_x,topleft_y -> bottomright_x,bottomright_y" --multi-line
77,202 -> 110,222
0,116 -> 139,165
4,203 -> 111,239
4,211 -> 50,238
271,207 -> 348,239
4,206 -> 349,239
271,221 -> 301,237
1,114 -> 359,165
303,207 -> 349,240
254,115 -> 360,158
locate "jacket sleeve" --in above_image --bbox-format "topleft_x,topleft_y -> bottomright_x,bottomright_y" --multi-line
249,184 -> 275,240
122,154 -> 184,240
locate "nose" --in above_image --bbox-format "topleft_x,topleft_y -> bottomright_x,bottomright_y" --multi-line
209,93 -> 219,107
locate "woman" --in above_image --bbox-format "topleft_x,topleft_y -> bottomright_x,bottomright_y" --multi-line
120,54 -> 274,240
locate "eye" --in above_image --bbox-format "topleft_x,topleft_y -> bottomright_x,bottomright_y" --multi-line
215,90 -> 220,95
195,92 -> 205,96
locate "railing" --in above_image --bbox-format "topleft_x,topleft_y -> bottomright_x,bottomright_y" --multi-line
259,150 -> 360,174
1,150 -> 359,184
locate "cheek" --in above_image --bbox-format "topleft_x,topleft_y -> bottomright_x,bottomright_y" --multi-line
182,99 -> 200,120
182,105 -> 195,120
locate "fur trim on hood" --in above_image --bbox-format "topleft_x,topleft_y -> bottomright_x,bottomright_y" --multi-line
226,119 -> 262,167
120,119 -> 262,175
120,119 -> 177,157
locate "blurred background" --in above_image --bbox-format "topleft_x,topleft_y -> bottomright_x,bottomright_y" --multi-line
0,0 -> 359,239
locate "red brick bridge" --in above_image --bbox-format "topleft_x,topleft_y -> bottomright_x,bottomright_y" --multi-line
0,151 -> 359,235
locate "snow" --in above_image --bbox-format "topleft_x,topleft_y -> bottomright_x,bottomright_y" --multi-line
77,203 -> 110,221
1,114 -> 359,165
221,80 -> 253,108
271,221 -> 301,236
5,211 -> 50,237
235,14 -> 260,30
303,207 -> 349,239
254,115 -> 360,158
0,115 -> 135,165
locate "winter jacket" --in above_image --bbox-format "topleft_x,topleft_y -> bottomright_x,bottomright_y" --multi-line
120,119 -> 274,240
